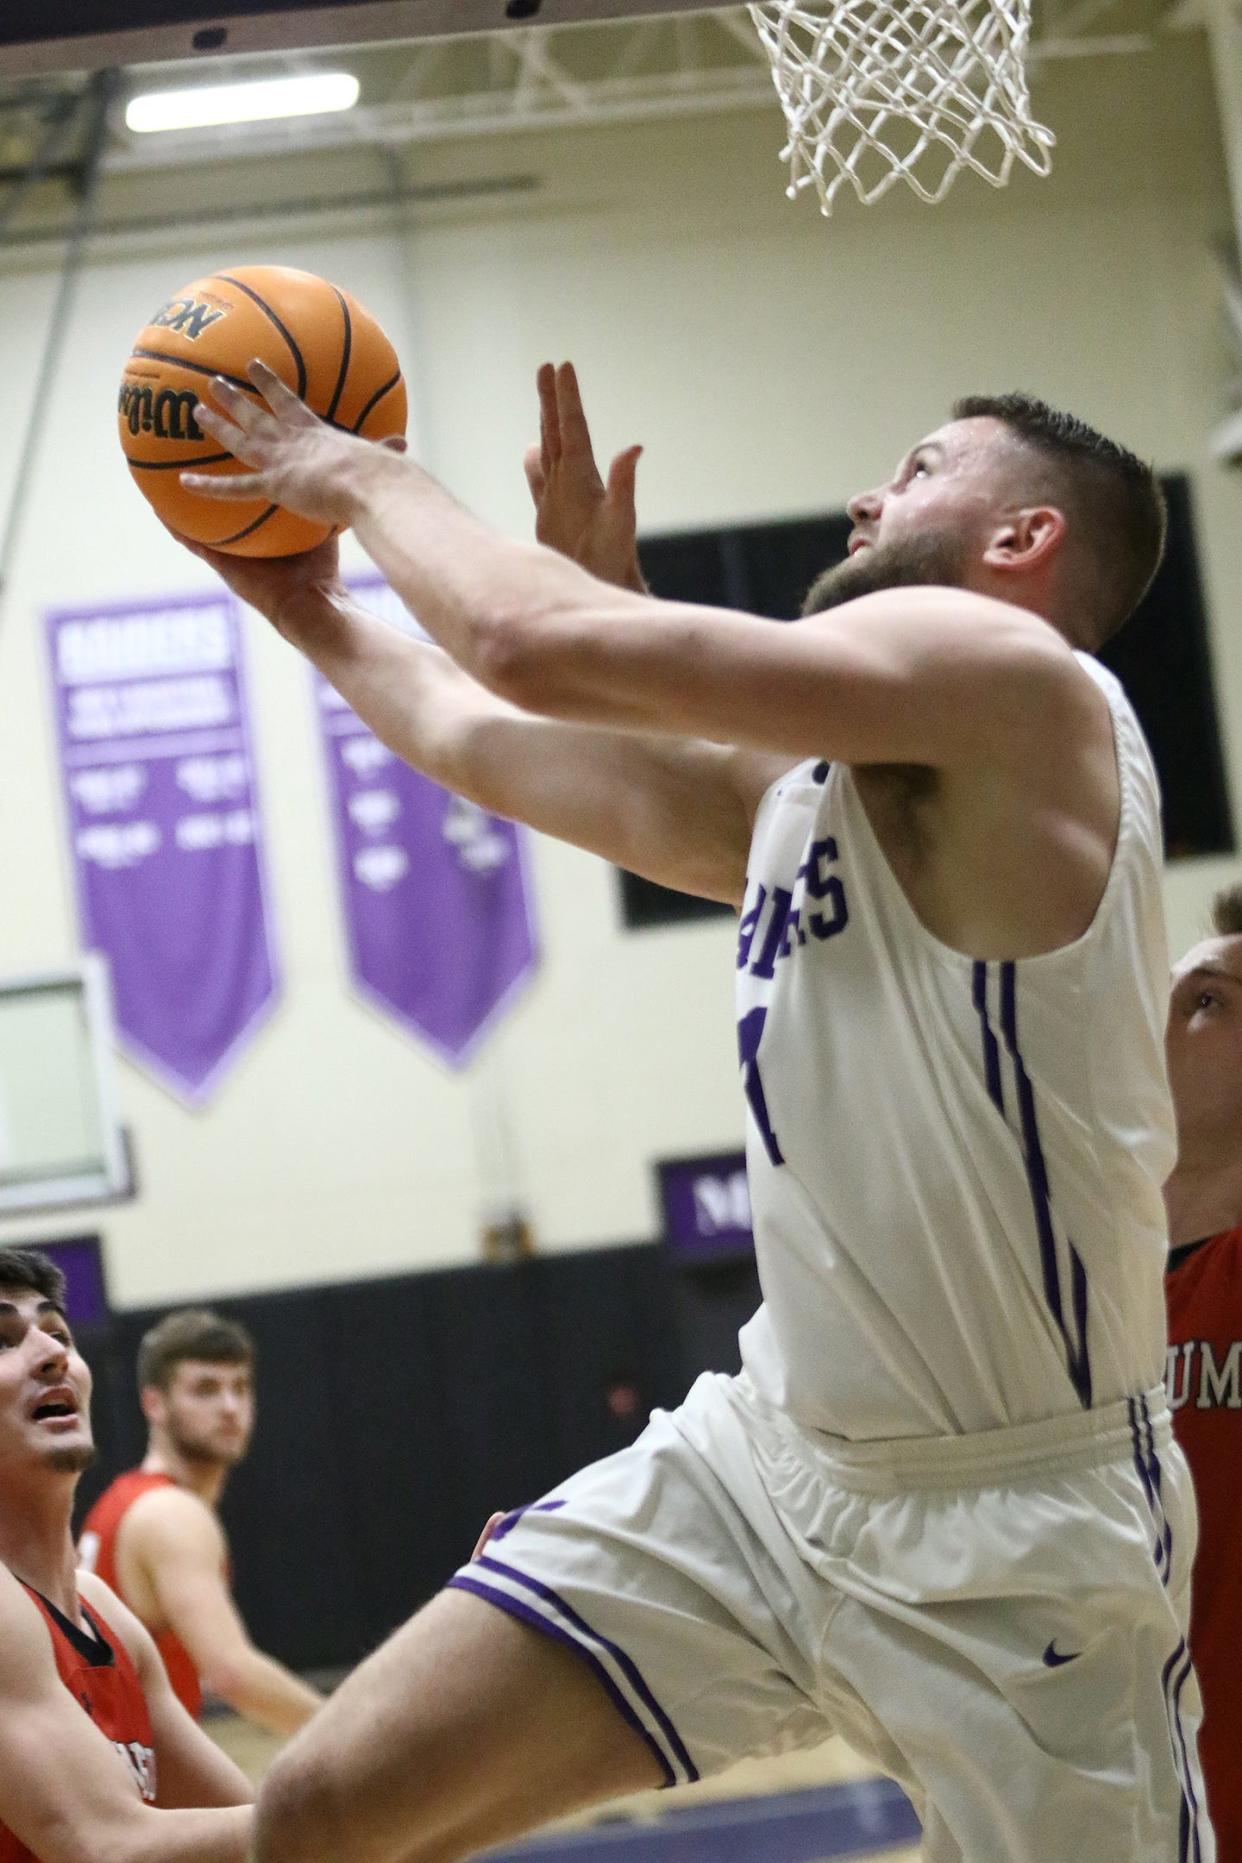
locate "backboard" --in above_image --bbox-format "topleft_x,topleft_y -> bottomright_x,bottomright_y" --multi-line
1,0 -> 720,78
0,958 -> 131,1215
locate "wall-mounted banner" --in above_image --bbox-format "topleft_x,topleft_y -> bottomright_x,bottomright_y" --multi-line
46,592 -> 279,1105
656,1149 -> 754,1267
312,573 -> 538,1067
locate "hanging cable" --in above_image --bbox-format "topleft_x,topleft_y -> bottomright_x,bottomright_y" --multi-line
0,69 -> 117,620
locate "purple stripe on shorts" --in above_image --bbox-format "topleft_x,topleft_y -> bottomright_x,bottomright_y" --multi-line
491,1499 -> 566,1544
1169,1644 -> 1203,1863
446,1573 -> 677,1789
1139,1394 -> 1174,1582
1127,1397 -> 1169,1581
476,1553 -> 700,1784
1144,1398 -> 1202,1863
1161,1639 -> 1194,1863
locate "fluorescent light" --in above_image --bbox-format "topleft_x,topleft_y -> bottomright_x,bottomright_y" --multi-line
125,72 -> 360,135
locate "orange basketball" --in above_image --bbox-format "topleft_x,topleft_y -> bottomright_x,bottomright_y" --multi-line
118,264 -> 408,557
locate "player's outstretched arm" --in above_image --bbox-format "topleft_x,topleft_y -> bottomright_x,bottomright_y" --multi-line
121,1488 -> 322,1738
185,362 -> 1099,771
181,535 -> 776,907
0,1569 -> 251,1863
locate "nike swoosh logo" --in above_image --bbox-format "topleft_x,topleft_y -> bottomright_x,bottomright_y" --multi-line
1043,1641 -> 1080,1667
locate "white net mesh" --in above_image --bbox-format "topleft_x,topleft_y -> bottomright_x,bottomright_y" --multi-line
748,0 -> 1055,213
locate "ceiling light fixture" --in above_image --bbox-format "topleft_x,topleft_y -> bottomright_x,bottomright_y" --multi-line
125,72 -> 361,135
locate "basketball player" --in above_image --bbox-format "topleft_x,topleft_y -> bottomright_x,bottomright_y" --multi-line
1165,881 -> 1242,1857
175,361 -> 1211,1861
0,1246 -> 253,1861
80,1309 -> 321,1734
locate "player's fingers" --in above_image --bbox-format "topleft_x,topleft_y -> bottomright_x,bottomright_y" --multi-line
537,361 -> 561,467
472,1512 -> 506,1560
379,434 -> 409,454
523,442 -> 547,506
179,467 -> 268,500
198,376 -> 259,428
556,362 -> 598,468
606,444 -> 643,510
247,357 -> 314,420
192,400 -> 267,465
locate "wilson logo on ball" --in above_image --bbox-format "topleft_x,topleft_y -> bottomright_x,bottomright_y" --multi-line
149,297 -> 228,341
118,383 -> 203,442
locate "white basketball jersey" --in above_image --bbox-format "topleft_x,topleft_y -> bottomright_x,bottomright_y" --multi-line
736,655 -> 1175,1441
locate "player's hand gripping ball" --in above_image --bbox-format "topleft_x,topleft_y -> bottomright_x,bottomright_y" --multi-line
118,265 -> 407,556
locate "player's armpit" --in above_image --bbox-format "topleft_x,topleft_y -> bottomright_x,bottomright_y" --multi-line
0,1571 -> 250,1863
451,712 -> 786,907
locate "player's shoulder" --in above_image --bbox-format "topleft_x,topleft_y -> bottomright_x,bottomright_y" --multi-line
122,1480 -> 222,1551
0,1564 -> 63,1686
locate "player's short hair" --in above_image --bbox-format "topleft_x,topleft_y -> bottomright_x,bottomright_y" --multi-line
1211,882 -> 1242,939
952,392 -> 1166,649
138,1308 -> 254,1393
0,1246 -> 66,1310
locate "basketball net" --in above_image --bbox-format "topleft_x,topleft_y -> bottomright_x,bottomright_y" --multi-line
748,0 -> 1055,212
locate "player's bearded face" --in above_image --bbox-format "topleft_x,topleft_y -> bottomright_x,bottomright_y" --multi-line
801,528 -> 972,617
163,1365 -> 254,1467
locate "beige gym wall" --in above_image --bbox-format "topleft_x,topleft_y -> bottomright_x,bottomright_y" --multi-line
0,32 -> 1235,1304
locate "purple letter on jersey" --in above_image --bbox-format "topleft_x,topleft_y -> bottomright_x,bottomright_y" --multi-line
46,592 -> 279,1104
313,573 -> 538,1066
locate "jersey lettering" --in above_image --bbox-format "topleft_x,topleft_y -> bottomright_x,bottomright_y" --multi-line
750,886 -> 795,981
799,836 -> 849,941
1166,1339 -> 1242,1410
738,1006 -> 783,1166
737,838 -> 849,981
114,1739 -> 158,1802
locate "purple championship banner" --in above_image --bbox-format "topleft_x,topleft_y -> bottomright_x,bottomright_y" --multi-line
46,591 -> 279,1105
313,572 -> 538,1066
657,1149 -> 754,1265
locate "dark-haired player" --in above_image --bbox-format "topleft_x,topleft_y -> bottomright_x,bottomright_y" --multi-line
0,1246 -> 252,1861
81,1308 -> 320,1734
174,365 -> 1210,1861
1166,881 -> 1242,1858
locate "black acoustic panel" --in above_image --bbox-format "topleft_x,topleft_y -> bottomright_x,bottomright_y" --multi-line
619,480 -> 1232,931
79,1243 -> 704,1675
667,1257 -> 762,1381
1099,475 -> 1233,860
620,512 -> 850,931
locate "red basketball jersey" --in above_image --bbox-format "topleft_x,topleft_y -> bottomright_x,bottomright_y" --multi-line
1167,1224 -> 1242,1858
0,1581 -> 156,1863
79,1470 -> 202,1718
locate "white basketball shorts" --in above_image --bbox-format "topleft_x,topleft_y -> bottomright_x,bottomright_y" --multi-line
447,1370 -> 1212,1862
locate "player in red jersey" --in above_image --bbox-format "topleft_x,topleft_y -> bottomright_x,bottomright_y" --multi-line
0,1246 -> 251,1862
1165,880 -> 1242,1860
80,1309 -> 320,1733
